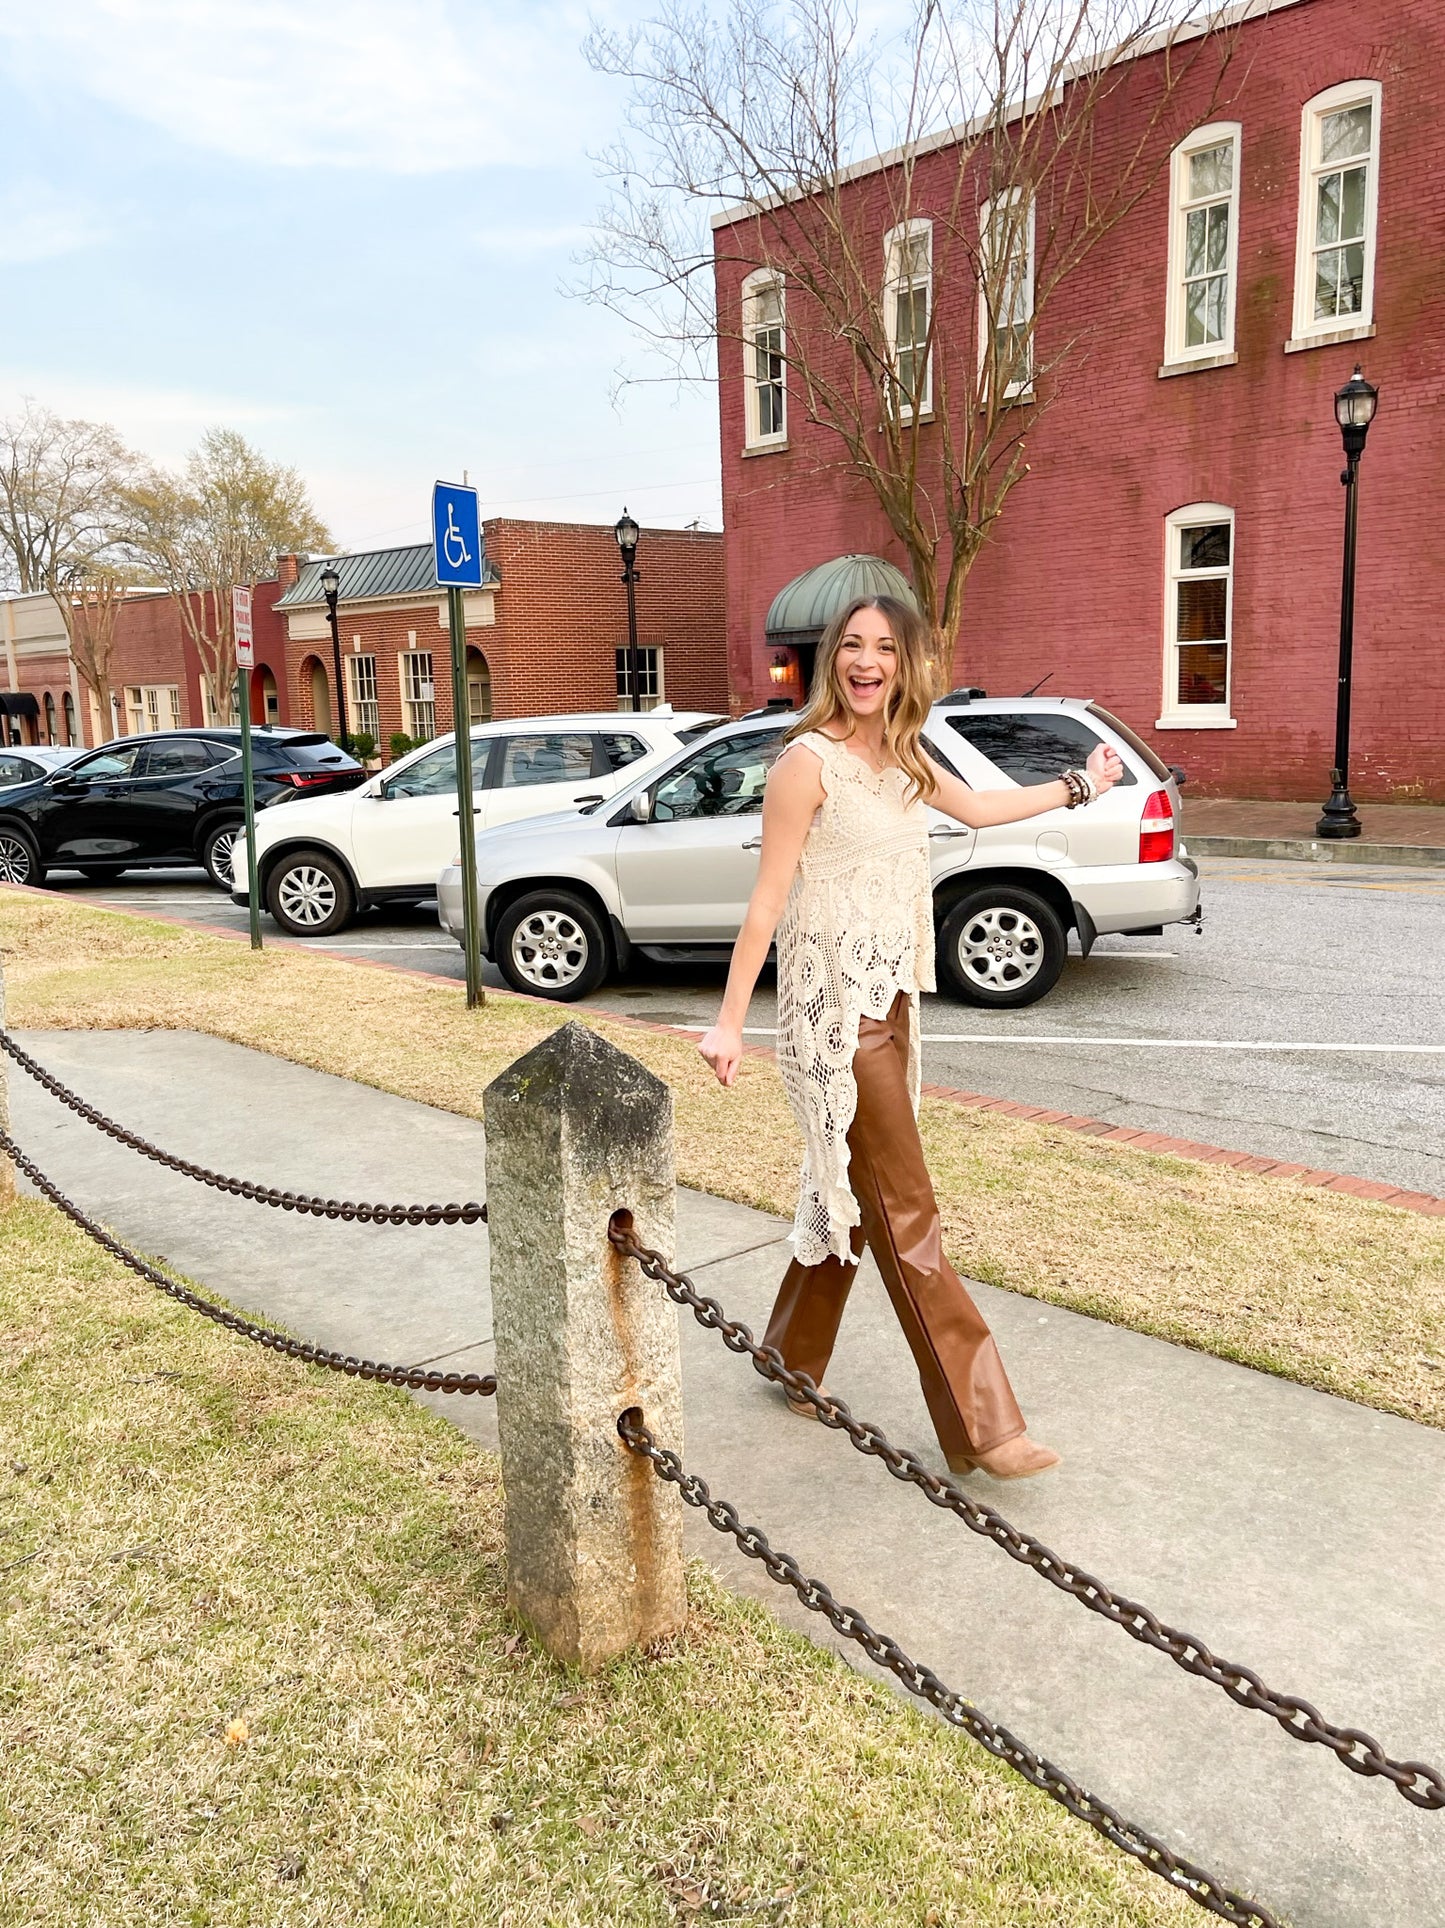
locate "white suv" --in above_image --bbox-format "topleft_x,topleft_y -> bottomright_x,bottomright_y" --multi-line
233,708 -> 722,935
437,695 -> 1201,1009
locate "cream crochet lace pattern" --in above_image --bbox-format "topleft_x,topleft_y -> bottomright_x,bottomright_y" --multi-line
775,730 -> 936,1265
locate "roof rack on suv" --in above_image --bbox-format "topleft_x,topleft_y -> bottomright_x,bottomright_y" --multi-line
941,686 -> 987,702
737,700 -> 795,720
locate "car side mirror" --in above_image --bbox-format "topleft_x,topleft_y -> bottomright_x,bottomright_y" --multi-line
47,768 -> 84,788
628,789 -> 654,824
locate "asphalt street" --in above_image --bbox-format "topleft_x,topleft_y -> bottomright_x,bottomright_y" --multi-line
33,856 -> 1445,1197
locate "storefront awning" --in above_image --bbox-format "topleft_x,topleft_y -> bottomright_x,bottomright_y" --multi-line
765,553 -> 918,643
0,691 -> 40,718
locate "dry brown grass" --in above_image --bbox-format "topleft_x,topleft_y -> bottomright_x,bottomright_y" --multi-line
0,1194 -> 1208,1927
3,887 -> 1443,1430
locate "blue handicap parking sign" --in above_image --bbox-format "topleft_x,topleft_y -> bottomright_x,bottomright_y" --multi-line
432,482 -> 483,588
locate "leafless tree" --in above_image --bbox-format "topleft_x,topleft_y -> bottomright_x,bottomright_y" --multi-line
0,403 -> 140,727
582,0 -> 1244,658
124,429 -> 332,726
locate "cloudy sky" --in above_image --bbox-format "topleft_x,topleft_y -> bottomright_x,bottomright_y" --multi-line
0,1 -> 734,551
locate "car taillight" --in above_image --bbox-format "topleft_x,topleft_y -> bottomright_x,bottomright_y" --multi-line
275,770 -> 340,790
1139,788 -> 1175,864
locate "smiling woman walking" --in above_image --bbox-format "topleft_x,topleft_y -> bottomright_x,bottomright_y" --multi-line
699,597 -> 1122,1479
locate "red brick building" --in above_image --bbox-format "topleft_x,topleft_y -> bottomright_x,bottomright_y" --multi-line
275,518 -> 726,755
3,518 -> 724,755
716,0 -> 1445,800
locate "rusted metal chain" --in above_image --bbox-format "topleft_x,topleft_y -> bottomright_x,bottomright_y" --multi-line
619,1411 -> 1279,1927
609,1220 -> 1445,1812
0,1028 -> 485,1225
2,1130 -> 496,1396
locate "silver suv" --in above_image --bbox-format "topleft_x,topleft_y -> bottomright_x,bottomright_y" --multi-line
437,695 -> 1201,1008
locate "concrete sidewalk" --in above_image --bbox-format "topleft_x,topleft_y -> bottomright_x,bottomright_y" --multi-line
8,1028 -> 1444,1928
1183,796 -> 1445,867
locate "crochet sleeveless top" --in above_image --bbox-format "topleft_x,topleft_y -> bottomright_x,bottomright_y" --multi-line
774,730 -> 936,1264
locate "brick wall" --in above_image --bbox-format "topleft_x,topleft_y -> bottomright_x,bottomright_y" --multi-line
717,0 -> 1445,800
284,519 -> 728,758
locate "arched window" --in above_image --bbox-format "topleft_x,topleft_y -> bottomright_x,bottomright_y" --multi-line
61,691 -> 76,745
1160,504 -> 1236,728
1290,81 -> 1382,348
43,692 -> 56,744
741,269 -> 786,448
1163,122 -> 1241,369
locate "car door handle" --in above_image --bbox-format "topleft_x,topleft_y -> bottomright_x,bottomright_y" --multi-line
451,806 -> 483,816
742,834 -> 763,850
929,825 -> 972,838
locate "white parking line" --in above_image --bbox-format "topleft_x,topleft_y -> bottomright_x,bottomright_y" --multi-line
293,940 -> 454,951
671,1026 -> 1445,1054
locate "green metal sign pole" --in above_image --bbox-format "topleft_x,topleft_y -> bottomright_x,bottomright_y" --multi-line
236,667 -> 263,951
446,585 -> 484,1007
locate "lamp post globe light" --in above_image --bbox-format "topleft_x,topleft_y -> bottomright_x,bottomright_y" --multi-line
614,509 -> 642,714
319,563 -> 351,753
1316,365 -> 1379,840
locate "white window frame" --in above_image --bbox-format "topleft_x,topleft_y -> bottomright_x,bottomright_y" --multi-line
399,649 -> 436,743
1158,503 -> 1237,730
347,652 -> 380,742
741,269 -> 787,448
1162,122 -> 1241,371
978,190 -> 1035,403
127,683 -> 180,735
883,218 -> 933,419
1288,79 -> 1382,351
615,646 -> 664,712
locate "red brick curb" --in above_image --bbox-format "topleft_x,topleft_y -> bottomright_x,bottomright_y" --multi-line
6,883 -> 1444,1221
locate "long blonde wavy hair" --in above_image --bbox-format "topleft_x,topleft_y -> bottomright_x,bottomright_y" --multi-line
784,594 -> 938,803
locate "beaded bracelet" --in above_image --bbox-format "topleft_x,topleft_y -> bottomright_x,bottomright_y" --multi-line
1060,767 -> 1097,809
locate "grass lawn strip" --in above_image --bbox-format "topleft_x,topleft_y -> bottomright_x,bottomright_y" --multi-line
0,1197 -> 1207,1927
3,889 -> 1443,1435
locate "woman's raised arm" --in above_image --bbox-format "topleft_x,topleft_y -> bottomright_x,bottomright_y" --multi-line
923,741 -> 1123,828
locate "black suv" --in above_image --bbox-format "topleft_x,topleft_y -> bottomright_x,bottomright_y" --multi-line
0,728 -> 364,890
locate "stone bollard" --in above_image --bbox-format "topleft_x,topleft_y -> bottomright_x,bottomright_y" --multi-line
483,1021 -> 686,1670
0,953 -> 12,1204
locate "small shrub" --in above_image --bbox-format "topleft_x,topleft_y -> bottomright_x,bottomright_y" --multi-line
350,731 -> 377,762
388,732 -> 414,762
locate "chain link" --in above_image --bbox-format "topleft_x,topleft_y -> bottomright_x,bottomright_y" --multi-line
609,1223 -> 1445,1812
2,1130 -> 496,1396
619,1411 -> 1280,1928
0,1028 -> 485,1225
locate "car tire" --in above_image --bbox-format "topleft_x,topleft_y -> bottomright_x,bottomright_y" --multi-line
937,884 -> 1067,1008
495,889 -> 610,1002
0,826 -> 44,888
201,820 -> 245,890
265,849 -> 356,937
78,865 -> 128,883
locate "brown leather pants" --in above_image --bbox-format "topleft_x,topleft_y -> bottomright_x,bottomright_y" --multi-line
764,992 -> 1025,1467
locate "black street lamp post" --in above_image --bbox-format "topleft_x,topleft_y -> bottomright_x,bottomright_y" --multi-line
1316,365 -> 1379,839
319,564 -> 351,753
614,509 -> 642,714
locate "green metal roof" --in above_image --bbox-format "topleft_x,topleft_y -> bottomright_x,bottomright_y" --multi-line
765,553 -> 918,638
276,543 -> 499,610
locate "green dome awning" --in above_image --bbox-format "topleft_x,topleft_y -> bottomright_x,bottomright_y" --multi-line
765,553 -> 918,640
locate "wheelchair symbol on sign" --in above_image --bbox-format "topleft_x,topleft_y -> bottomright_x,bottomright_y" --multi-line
442,503 -> 472,571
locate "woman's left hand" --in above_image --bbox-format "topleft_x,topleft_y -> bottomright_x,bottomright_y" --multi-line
1086,743 -> 1125,794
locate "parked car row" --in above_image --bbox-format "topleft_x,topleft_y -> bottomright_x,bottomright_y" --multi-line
1,694 -> 1201,1010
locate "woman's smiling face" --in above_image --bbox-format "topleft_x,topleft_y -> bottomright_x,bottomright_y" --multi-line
835,605 -> 898,719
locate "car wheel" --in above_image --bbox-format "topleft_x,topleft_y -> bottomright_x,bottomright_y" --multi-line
0,827 -> 43,887
265,849 -> 355,937
201,820 -> 244,890
78,865 -> 128,883
495,890 -> 610,1001
937,884 -> 1067,1008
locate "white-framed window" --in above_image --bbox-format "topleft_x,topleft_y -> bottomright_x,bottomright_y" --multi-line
616,646 -> 664,711
741,269 -> 786,447
126,684 -> 180,735
1290,80 -> 1381,347
1163,123 -> 1241,366
1159,504 -> 1236,728
883,219 -> 933,417
979,190 -> 1035,401
399,650 -> 436,742
197,676 -> 221,727
347,653 -> 379,742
